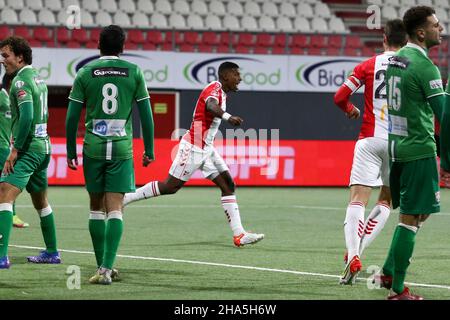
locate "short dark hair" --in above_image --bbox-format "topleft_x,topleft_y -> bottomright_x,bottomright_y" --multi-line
218,61 -> 239,78
99,25 -> 125,55
385,19 -> 408,47
0,36 -> 32,65
403,6 -> 436,38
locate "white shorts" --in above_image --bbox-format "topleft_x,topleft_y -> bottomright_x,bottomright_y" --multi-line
169,139 -> 229,181
349,137 -> 389,187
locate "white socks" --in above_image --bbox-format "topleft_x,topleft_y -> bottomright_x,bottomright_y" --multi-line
123,181 -> 160,206
344,201 -> 365,261
221,195 -> 245,236
359,203 -> 390,255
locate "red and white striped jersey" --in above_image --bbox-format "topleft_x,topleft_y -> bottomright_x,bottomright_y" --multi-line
344,51 -> 395,140
183,81 -> 227,148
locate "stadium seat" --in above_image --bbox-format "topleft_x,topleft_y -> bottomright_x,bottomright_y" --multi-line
192,0 -> 208,16
19,9 -> 38,25
314,2 -> 332,19
0,26 -> 11,39
227,0 -> 244,17
150,13 -> 168,28
202,31 -> 220,45
25,0 -> 43,11
132,11 -> 150,27
244,1 -> 261,17
362,46 -> 375,57
293,17 -> 311,32
38,9 -> 57,26
7,0 -> 24,10
279,2 -> 296,18
291,34 -> 309,49
216,45 -> 230,53
137,0 -> 154,14
274,33 -> 289,48
1,8 -> 19,24
254,46 -> 269,55
205,15 -> 222,29
85,41 -> 98,49
237,33 -> 255,47
114,11 -> 131,27
146,30 -> 165,45
155,0 -> 172,15
128,29 -> 146,44
325,47 -> 341,56
241,16 -> 258,31
89,28 -> 101,42
435,0 -> 450,9
118,0 -> 136,14
56,27 -> 71,44
96,11 -> 113,26
346,35 -> 363,48
219,32 -> 232,46
63,0 -> 80,8
343,47 -> 361,56
81,10 -> 95,27
169,13 -> 187,29
381,6 -> 398,19
307,47 -> 323,56
184,31 -> 202,45
328,35 -> 343,48
142,43 -> 156,51
329,17 -> 347,33
297,3 -> 314,18
34,26 -> 54,43
66,40 -> 81,48
400,0 -> 416,6
28,39 -> 43,48
256,33 -> 273,47
271,46 -> 286,55
13,26 -> 32,41
311,17 -> 328,33
72,28 -> 89,44
82,0 -> 99,12
223,15 -> 240,30
187,14 -> 205,30
435,8 -> 448,22
209,0 -> 226,17
416,0 -> 432,5
235,45 -> 251,54
44,0 -> 62,12
124,41 -> 138,50
290,47 -> 305,55
262,2 -> 278,17
171,31 -> 184,45
276,16 -> 294,32
100,0 -> 118,13
310,35 -> 327,48
179,43 -> 195,52
174,0 -> 190,15
197,44 -> 214,53
259,16 -> 276,32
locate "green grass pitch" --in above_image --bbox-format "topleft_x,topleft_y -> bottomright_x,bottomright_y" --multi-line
2,186 -> 450,300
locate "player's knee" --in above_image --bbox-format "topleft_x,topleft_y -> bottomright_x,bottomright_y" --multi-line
228,180 -> 236,193
166,185 -> 181,195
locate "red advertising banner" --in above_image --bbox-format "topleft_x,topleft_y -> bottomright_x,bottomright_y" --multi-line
48,138 -> 356,186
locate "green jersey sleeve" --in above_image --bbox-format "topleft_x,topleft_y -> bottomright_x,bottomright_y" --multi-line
135,68 -> 149,102
11,79 -> 33,107
420,63 -> 445,99
69,68 -> 86,103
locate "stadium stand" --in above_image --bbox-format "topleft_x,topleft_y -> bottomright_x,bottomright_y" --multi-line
0,0 -> 448,68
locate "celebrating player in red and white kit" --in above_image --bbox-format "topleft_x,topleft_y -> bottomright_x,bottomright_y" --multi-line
124,61 -> 264,247
333,20 -> 407,285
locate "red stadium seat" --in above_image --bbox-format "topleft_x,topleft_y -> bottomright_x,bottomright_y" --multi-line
309,35 -> 327,48
142,43 -> 157,51
290,34 -> 308,48
274,34 -> 289,47
33,27 -> 53,43
72,29 -> 89,44
13,26 -> 32,41
235,45 -> 251,54
128,29 -> 146,44
219,32 -> 232,46
256,33 -> 273,47
159,42 -> 173,51
179,43 -> 195,52
362,46 -> 375,57
289,47 -> 304,55
325,47 -> 341,56
90,28 -> 101,43
216,45 -> 230,53
271,46 -> 286,55
66,41 -> 81,48
146,30 -> 165,45
124,41 -> 139,50
28,39 -> 42,48
0,26 -> 11,39
253,46 -> 269,54
343,47 -> 361,56
202,32 -> 220,46
237,33 -> 255,47
198,44 -> 214,53
307,47 -> 323,55
345,35 -> 363,48
328,35 -> 343,48
172,31 -> 184,45
56,27 -> 71,44
85,41 -> 98,49
184,31 -> 201,45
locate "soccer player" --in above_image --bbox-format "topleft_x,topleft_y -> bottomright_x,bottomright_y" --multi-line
0,72 -> 30,228
334,20 -> 407,285
123,62 -> 264,247
0,36 -> 60,269
375,6 -> 445,300
66,25 -> 155,285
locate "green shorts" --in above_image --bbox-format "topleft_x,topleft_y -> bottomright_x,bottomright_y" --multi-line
0,147 -> 9,167
0,151 -> 50,193
390,157 -> 440,215
83,154 -> 135,193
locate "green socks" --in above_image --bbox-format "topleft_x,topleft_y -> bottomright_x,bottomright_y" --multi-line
383,224 -> 417,294
39,207 -> 58,253
0,206 -> 13,257
102,211 -> 123,270
89,211 -> 106,267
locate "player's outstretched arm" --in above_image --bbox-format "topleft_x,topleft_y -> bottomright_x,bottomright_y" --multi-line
137,98 -> 155,167
65,100 -> 83,170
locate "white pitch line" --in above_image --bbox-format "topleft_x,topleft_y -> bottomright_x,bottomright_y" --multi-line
9,244 -> 450,291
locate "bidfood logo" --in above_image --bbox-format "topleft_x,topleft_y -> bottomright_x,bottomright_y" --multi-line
184,57 -> 281,86
296,59 -> 362,88
67,54 -> 168,83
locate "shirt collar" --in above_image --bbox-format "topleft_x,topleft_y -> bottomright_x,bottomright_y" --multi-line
100,56 -> 119,60
17,65 -> 33,76
405,42 -> 428,57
